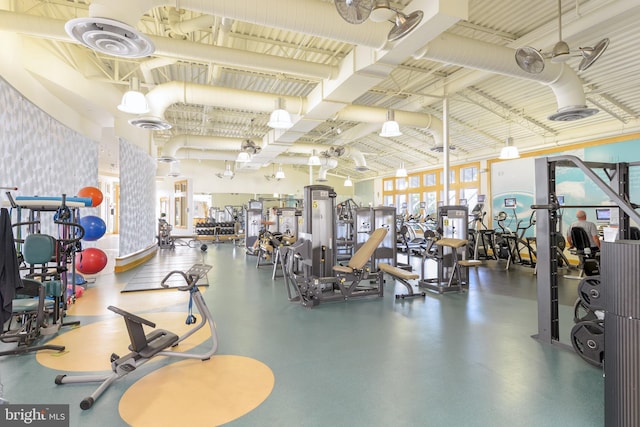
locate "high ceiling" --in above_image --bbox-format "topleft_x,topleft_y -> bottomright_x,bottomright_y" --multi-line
2,0 -> 639,182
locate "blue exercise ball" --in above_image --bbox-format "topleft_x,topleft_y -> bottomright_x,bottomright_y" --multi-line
80,215 -> 106,241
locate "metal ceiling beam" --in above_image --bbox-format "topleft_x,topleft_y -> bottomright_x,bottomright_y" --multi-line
459,87 -> 557,136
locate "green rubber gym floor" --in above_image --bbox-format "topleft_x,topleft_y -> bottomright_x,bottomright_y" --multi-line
0,237 -> 604,427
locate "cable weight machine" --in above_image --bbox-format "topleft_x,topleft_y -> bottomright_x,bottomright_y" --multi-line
532,155 -> 640,427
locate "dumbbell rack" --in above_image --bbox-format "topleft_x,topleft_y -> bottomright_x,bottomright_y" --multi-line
195,220 -> 238,242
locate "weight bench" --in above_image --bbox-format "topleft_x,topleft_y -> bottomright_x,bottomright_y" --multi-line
284,228 -> 387,308
55,264 -> 219,410
378,263 -> 426,300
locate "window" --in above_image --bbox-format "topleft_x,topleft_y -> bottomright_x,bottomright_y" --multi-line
424,173 -> 436,186
382,162 -> 481,222
173,180 -> 188,228
384,180 -> 394,191
396,177 -> 407,191
441,171 -> 456,184
396,194 -> 407,214
461,166 -> 478,183
462,188 -> 479,207
424,191 -> 437,216
409,193 -> 421,216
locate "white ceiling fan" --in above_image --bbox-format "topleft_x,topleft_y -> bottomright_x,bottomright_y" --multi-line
333,0 -> 423,42
515,0 -> 609,74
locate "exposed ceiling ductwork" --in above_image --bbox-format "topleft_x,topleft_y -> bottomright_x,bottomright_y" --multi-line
1,0 -> 638,184
163,134 -> 368,172
413,32 -> 597,121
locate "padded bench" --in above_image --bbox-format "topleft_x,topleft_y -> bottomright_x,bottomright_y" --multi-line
378,263 -> 426,299
435,238 -> 482,288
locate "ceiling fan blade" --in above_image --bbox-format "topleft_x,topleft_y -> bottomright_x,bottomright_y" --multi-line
387,10 -> 423,42
515,47 -> 545,74
578,38 -> 610,72
334,0 -> 374,24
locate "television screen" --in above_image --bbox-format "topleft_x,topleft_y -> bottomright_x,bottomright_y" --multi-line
556,195 -> 565,206
477,194 -> 486,203
504,197 -> 517,208
596,208 -> 611,221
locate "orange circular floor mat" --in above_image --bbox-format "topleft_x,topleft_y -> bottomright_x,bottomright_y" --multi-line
119,355 -> 274,427
36,312 -> 215,372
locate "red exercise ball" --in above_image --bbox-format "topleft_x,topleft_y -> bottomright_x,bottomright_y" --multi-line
78,186 -> 104,207
75,247 -> 108,275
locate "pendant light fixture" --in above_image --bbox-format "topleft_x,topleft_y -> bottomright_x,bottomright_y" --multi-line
237,151 -> 251,163
117,77 -> 149,114
267,98 -> 293,129
308,149 -> 321,166
395,162 -> 408,178
499,137 -> 520,160
380,110 -> 402,137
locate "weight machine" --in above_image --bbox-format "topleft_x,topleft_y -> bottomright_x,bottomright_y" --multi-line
281,186 -> 387,307
276,207 -> 300,239
302,185 -> 337,277
531,155 -> 640,347
157,214 -> 174,249
354,206 -> 396,269
244,200 -> 263,255
283,229 -> 386,308
419,205 -> 475,293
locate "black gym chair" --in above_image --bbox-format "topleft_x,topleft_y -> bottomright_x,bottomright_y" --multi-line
569,227 -> 599,277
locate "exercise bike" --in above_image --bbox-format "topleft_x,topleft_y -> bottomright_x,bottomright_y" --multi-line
54,263 -> 218,410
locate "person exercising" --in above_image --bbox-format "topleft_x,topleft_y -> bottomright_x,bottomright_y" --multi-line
567,210 -> 600,252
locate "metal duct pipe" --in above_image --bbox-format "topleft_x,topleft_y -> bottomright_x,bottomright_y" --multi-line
0,11 -> 335,81
149,34 -> 335,80
176,150 -> 239,162
167,7 -> 215,36
317,158 -> 339,182
343,147 -> 368,171
413,32 -> 590,118
176,149 -> 338,169
139,57 -> 177,85
163,135 -> 246,157
145,81 -> 306,120
337,105 -> 443,145
86,0 -> 389,49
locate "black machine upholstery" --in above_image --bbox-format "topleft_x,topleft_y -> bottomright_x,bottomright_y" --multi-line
570,227 -> 596,255
570,227 -> 599,276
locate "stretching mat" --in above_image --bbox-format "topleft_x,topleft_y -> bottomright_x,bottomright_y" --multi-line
121,247 -> 210,292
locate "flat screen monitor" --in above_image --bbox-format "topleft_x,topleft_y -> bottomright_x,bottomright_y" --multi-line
504,197 -> 517,208
596,208 -> 611,222
556,195 -> 565,206
477,194 -> 486,203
